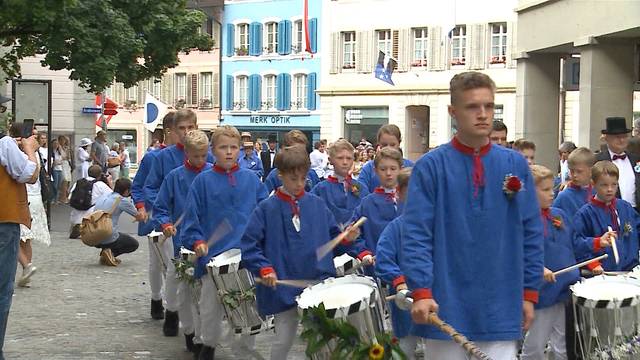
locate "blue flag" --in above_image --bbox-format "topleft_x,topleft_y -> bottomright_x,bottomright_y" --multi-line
374,50 -> 397,86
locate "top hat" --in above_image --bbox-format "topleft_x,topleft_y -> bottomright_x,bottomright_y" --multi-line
267,135 -> 277,143
602,117 -> 631,135
241,131 -> 252,138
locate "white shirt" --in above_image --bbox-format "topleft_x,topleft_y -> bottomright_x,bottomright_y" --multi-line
68,176 -> 113,224
269,150 -> 276,167
310,149 -> 329,179
0,136 -> 37,183
609,148 -> 636,207
122,149 -> 131,168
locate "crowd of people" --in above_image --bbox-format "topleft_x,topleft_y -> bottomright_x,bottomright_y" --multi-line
3,70 -> 640,360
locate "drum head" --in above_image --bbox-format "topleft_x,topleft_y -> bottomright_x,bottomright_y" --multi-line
297,275 -> 377,318
211,248 -> 241,267
571,275 -> 640,308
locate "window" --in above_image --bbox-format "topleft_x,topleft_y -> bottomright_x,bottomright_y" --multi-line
199,72 -> 213,108
126,85 -> 138,102
262,75 -> 276,110
234,75 -> 248,110
264,22 -> 278,54
490,23 -> 507,64
451,25 -> 466,65
293,20 -> 303,53
342,32 -> 356,69
376,30 -> 392,56
412,27 -> 428,67
236,23 -> 249,55
147,78 -> 161,99
292,74 -> 307,110
494,104 -> 504,122
175,73 -> 187,104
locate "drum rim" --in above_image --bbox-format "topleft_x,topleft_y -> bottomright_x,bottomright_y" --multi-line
296,275 -> 378,318
571,275 -> 640,308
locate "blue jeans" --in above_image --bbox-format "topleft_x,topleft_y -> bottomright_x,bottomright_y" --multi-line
0,223 -> 20,360
52,169 -> 62,201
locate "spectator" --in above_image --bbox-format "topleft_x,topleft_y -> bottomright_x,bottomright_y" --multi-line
119,142 -> 131,179
36,132 -> 48,172
238,141 -> 264,179
513,138 -> 536,165
628,136 -> 640,158
489,121 -> 508,147
57,135 -> 73,203
107,143 -> 121,180
558,141 -> 577,184
92,178 -> 143,266
74,138 -> 93,180
51,138 -> 63,204
260,136 -> 278,178
68,165 -> 112,239
310,140 -> 329,180
148,128 -> 164,152
0,124 -> 39,358
90,130 -> 108,171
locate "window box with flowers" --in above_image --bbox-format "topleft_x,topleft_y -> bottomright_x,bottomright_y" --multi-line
490,56 -> 507,64
174,98 -> 186,109
451,58 -> 466,66
411,60 -> 427,67
235,46 -> 249,56
342,64 -> 356,70
199,98 -> 212,109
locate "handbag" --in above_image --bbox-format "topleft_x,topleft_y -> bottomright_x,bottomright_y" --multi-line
37,151 -> 55,203
80,197 -> 121,246
107,156 -> 121,168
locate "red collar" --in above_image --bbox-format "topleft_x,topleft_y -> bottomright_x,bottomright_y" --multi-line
275,188 -> 305,216
541,208 -> 552,220
590,196 -> 617,210
176,143 -> 184,150
213,163 -> 239,174
374,187 -> 396,202
184,160 -> 207,173
159,144 -> 167,149
451,136 -> 491,157
327,175 -> 352,184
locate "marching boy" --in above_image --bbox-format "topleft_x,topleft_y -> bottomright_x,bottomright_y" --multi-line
152,130 -> 212,354
182,125 -> 268,360
520,165 -> 588,360
263,130 -> 320,193
375,167 -> 421,359
553,147 -> 596,216
312,139 -> 369,228
573,160 -> 638,273
241,145 -> 373,360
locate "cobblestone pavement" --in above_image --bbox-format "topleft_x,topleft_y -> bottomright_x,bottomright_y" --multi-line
4,204 -> 308,360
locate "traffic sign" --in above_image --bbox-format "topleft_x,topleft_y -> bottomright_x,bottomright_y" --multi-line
103,109 -> 118,116
82,107 -> 102,114
103,102 -> 118,116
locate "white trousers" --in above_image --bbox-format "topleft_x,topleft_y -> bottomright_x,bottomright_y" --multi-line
164,257 -> 179,312
424,339 -> 517,360
147,236 -> 173,301
521,302 -> 567,360
399,335 -> 420,360
270,307 -> 299,360
199,275 -> 256,353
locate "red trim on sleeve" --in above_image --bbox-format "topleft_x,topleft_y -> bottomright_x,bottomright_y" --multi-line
593,237 -> 602,252
340,238 -> 352,245
161,223 -> 173,230
193,240 -> 206,250
524,289 -> 539,304
357,250 -> 372,260
260,266 -> 275,277
586,261 -> 601,271
412,288 -> 433,301
392,275 -> 406,288
135,202 -> 145,209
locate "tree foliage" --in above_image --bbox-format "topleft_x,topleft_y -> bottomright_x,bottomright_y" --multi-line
0,0 -> 213,93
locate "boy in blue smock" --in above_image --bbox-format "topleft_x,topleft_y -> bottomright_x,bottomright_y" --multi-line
553,147 -> 595,216
573,160 -> 637,273
182,125 -> 267,360
521,165 -> 591,360
152,130 -> 211,352
312,139 -> 369,228
375,167 -> 421,359
241,145 -> 373,360
263,130 -> 320,193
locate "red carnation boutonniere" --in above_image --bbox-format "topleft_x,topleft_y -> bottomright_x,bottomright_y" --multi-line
552,216 -> 563,229
503,174 -> 522,199
350,183 -> 361,197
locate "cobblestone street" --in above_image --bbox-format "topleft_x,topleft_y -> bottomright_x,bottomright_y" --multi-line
4,205 -> 307,360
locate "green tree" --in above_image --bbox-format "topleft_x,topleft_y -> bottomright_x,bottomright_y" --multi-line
0,0 -> 213,93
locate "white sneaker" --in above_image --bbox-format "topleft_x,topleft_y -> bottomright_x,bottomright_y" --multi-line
18,263 -> 37,287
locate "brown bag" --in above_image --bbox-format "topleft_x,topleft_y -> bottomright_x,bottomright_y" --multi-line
107,156 -> 121,168
80,197 -> 121,246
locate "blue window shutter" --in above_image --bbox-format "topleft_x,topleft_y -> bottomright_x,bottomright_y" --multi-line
309,18 -> 318,53
249,23 -> 256,56
225,75 -> 234,110
275,74 -> 283,110
284,20 -> 292,55
254,23 -> 263,56
277,21 -> 287,55
306,72 -> 317,110
248,74 -> 262,110
225,24 -> 235,57
283,73 -> 291,110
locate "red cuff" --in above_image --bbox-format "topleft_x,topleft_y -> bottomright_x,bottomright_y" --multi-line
392,275 -> 406,289
524,289 -> 539,304
593,237 -> 602,252
340,238 -> 352,245
357,250 -> 372,261
259,266 -> 275,277
135,202 -> 145,210
586,260 -> 601,271
412,288 -> 433,301
193,240 -> 206,250
161,223 -> 173,230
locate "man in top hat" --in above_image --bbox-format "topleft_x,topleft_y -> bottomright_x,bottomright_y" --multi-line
261,135 -> 277,178
596,116 -> 640,209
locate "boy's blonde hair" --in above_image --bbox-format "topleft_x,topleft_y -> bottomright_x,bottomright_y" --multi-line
530,164 -> 554,184
397,167 -> 413,190
284,130 -> 308,147
377,124 -> 402,143
568,147 -> 596,168
374,147 -> 403,168
174,109 -> 197,126
211,125 -> 241,147
328,139 -> 355,158
275,145 -> 310,174
592,160 -> 619,182
184,130 -> 209,152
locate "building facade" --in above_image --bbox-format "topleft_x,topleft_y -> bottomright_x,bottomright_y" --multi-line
318,0 -> 519,161
220,0 -> 321,145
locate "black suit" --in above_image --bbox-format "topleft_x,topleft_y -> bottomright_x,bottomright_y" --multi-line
261,150 -> 276,179
595,149 -> 640,207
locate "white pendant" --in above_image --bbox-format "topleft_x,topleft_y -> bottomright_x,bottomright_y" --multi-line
292,215 -> 301,232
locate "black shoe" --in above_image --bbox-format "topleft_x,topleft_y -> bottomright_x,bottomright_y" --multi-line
192,343 -> 203,359
198,346 -> 214,360
163,310 -> 179,336
185,332 -> 196,352
150,299 -> 164,320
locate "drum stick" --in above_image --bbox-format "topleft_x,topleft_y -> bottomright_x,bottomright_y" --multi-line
316,217 -> 368,259
255,278 -> 317,288
608,226 -> 620,265
161,213 -> 186,242
350,256 -> 375,273
206,219 -> 233,247
427,313 -> 493,360
552,254 -> 609,276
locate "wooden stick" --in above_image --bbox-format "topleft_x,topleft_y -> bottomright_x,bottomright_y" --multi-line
316,217 -> 368,259
255,278 -> 317,288
427,313 -> 493,360
161,213 -> 186,242
552,254 -> 609,276
608,226 -> 620,265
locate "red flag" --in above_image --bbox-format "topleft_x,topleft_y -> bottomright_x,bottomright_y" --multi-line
94,95 -> 119,126
303,0 -> 311,53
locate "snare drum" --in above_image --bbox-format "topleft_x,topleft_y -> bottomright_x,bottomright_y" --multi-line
147,230 -> 164,242
571,275 -> 640,356
297,275 -> 385,359
207,248 -> 273,335
179,247 -> 197,263
333,253 -> 361,277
